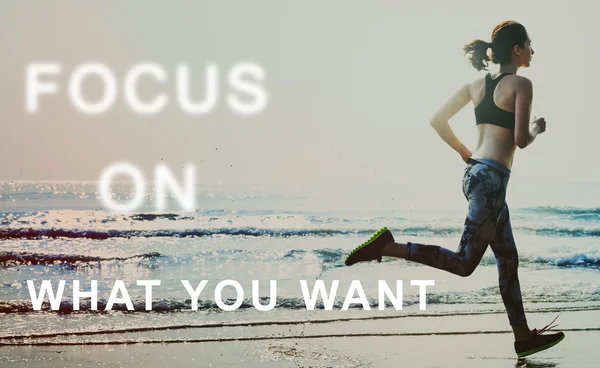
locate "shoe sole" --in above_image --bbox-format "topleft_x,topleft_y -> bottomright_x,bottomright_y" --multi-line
345,227 -> 389,266
517,334 -> 565,358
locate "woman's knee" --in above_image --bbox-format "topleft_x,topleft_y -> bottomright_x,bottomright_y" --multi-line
457,260 -> 478,277
460,267 -> 476,277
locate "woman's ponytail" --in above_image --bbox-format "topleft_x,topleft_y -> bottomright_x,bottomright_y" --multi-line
463,39 -> 492,71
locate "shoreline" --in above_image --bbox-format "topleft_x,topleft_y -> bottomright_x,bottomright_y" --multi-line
1,331 -> 597,367
2,308 -> 599,367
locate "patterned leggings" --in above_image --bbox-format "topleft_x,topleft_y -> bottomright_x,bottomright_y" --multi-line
406,158 -> 527,326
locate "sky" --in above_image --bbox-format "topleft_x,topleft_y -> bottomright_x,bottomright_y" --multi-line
0,1 -> 597,206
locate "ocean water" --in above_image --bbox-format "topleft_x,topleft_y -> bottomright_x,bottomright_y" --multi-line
1,181 -> 599,345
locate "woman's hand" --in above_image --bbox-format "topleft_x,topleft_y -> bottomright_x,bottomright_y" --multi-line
531,116 -> 546,135
459,147 -> 472,163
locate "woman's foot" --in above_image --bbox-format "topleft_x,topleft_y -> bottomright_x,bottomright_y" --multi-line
345,227 -> 395,266
514,329 -> 565,358
514,315 -> 565,358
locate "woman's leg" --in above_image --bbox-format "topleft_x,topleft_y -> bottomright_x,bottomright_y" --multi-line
381,165 -> 531,340
383,163 -> 507,277
489,202 -> 531,340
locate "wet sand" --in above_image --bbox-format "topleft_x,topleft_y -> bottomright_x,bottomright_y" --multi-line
1,309 -> 599,367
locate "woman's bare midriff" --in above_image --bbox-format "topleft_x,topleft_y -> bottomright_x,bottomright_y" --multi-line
470,123 -> 516,169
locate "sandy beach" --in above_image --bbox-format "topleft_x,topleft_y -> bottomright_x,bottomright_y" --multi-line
2,308 -> 599,367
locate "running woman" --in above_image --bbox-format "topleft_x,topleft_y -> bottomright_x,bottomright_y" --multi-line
344,20 -> 565,358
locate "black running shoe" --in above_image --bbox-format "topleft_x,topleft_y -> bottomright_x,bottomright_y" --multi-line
345,227 -> 394,266
514,314 -> 565,358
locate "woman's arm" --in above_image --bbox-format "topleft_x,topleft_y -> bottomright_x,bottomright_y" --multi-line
429,83 -> 473,162
514,77 -> 545,148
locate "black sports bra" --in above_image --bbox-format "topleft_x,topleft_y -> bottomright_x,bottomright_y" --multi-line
474,73 -> 515,130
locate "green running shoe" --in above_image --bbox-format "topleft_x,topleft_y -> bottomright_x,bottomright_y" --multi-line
345,227 -> 394,266
514,314 -> 565,358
